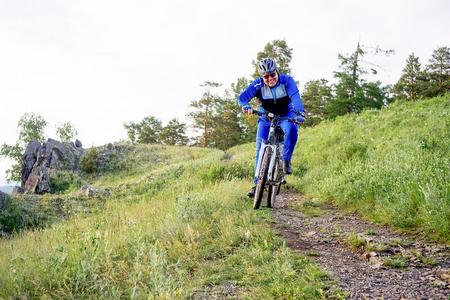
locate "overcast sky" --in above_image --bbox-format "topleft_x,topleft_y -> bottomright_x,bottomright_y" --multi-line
0,0 -> 449,185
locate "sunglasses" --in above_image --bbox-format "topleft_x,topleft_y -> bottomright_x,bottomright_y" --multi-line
263,72 -> 277,80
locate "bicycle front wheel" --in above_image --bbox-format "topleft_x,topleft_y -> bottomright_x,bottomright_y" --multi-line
253,147 -> 272,209
267,158 -> 282,208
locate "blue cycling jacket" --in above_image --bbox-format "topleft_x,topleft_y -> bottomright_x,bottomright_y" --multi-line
238,74 -> 304,115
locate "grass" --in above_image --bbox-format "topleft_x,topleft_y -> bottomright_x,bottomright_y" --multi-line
406,249 -> 439,266
289,94 -> 450,241
366,242 -> 388,252
364,229 -> 377,236
383,256 -> 408,268
291,199 -> 326,217
0,145 -> 345,299
345,233 -> 367,250
0,94 -> 448,297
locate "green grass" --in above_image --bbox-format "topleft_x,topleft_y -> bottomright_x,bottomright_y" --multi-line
0,145 -> 344,299
345,233 -> 367,250
366,242 -> 388,253
383,255 -> 408,268
1,94 -> 448,297
289,94 -> 450,241
291,199 -> 326,217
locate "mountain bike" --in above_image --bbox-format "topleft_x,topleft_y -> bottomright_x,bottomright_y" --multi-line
253,111 -> 301,209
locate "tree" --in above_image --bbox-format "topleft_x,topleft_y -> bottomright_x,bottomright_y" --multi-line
327,43 -> 391,118
124,115 -> 162,144
0,144 -> 22,183
160,119 -> 189,146
228,77 -> 256,143
394,53 -> 427,100
56,122 -> 78,143
302,79 -> 333,126
187,81 -> 221,147
210,97 -> 243,150
0,113 -> 47,182
425,46 -> 450,96
252,39 -> 293,78
17,113 -> 47,144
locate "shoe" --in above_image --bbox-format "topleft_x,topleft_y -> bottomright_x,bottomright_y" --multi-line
283,160 -> 292,174
247,186 -> 256,198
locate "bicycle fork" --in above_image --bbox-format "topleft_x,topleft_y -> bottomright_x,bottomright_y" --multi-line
254,142 -> 278,184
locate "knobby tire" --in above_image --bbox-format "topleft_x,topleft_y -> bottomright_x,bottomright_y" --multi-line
253,147 -> 272,209
267,159 -> 282,208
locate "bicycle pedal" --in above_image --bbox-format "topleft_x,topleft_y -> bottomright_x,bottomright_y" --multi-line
282,179 -> 287,184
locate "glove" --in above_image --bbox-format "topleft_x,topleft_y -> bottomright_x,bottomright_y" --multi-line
242,104 -> 252,114
295,112 -> 306,124
257,106 -> 266,114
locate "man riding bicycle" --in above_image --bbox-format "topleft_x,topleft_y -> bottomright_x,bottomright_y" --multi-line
238,58 -> 305,198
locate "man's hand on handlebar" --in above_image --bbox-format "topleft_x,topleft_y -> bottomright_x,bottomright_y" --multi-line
241,105 -> 306,125
242,105 -> 267,116
295,112 -> 306,124
242,104 -> 253,115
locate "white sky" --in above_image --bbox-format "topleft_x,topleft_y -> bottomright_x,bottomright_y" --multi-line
0,0 -> 449,185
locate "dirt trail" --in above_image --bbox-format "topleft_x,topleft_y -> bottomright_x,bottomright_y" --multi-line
273,191 -> 450,299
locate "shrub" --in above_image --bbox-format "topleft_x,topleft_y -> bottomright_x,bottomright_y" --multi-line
80,148 -> 99,174
50,171 -> 84,193
0,200 -> 21,233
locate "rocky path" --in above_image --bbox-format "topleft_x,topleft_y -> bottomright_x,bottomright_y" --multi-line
273,192 -> 449,299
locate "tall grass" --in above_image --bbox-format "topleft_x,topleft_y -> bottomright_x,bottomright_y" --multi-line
1,95 -> 447,298
0,146 -> 343,298
290,94 -> 449,240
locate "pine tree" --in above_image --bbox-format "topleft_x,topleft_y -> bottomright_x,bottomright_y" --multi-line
394,53 -> 426,100
302,79 -> 333,126
228,77 -> 256,143
252,39 -> 293,78
327,43 -> 390,118
426,46 -> 450,96
210,97 -> 243,150
187,81 -> 221,147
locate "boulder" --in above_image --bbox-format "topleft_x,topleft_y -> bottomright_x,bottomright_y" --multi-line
75,139 -> 82,148
81,184 -> 97,197
22,139 -> 85,194
21,141 -> 41,185
80,184 -> 109,198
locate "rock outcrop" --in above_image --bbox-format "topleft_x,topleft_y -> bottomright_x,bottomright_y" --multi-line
21,139 -> 85,194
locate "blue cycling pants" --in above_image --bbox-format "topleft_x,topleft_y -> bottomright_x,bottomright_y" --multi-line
253,111 -> 298,185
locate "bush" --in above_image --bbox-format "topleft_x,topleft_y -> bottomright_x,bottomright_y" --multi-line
0,200 -> 21,233
80,148 -> 99,174
0,197 -> 50,234
50,171 -> 84,193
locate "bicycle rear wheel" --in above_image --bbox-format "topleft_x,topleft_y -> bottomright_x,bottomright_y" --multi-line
267,184 -> 281,208
253,147 -> 272,209
267,158 -> 282,208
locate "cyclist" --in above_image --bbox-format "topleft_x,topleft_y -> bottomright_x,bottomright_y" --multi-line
238,58 -> 305,198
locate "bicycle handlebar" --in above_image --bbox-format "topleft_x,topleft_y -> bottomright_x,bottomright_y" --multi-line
251,110 -> 303,125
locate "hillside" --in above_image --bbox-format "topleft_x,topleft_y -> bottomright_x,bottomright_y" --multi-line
0,94 -> 448,298
229,94 -> 449,240
291,94 -> 449,240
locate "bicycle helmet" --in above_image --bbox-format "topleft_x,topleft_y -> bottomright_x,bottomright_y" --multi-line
257,58 -> 277,76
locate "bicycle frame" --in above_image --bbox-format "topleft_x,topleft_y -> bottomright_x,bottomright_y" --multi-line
254,113 -> 286,187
